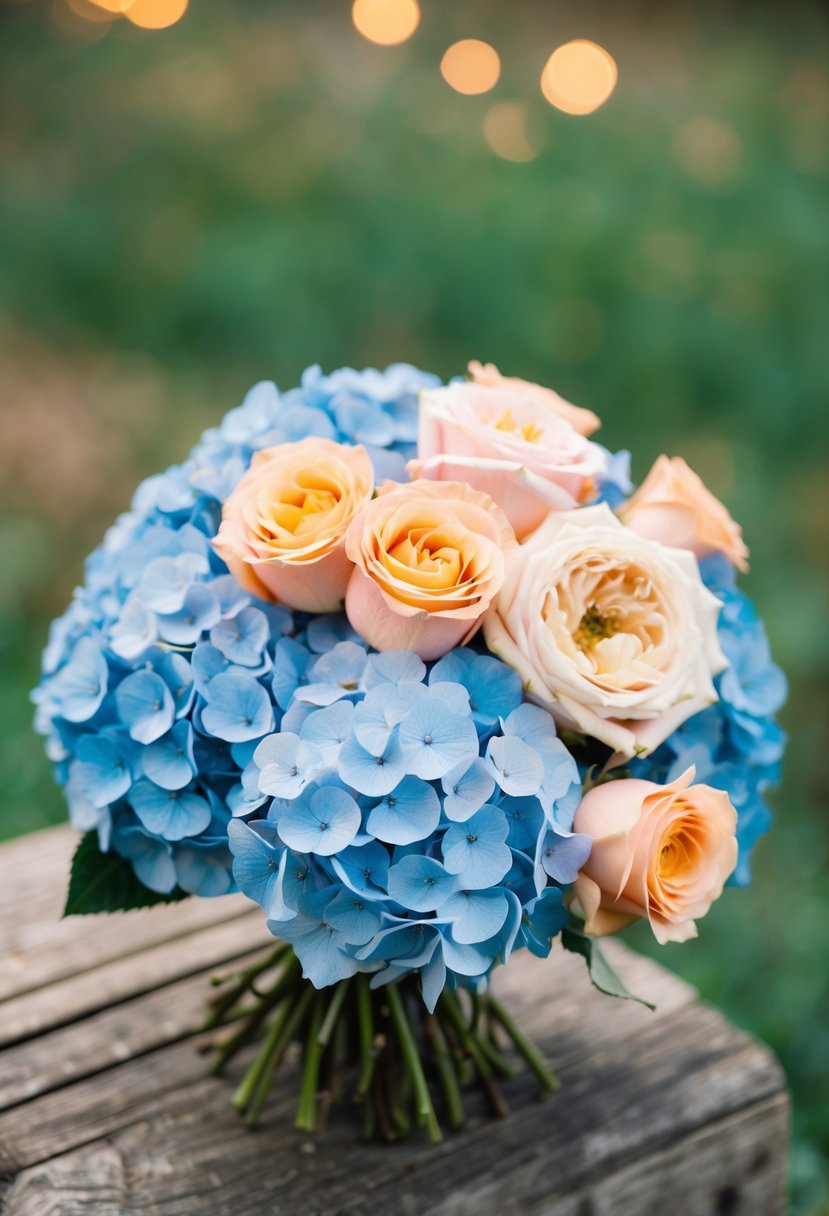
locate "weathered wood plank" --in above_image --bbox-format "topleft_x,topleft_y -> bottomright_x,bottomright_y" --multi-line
0,824 -> 265,1004
1,893 -> 257,1005
0,910 -> 269,1049
0,950 -> 261,1109
0,1005 -> 786,1216
578,1094 -> 789,1216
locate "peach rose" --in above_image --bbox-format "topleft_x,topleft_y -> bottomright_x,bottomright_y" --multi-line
213,437 -> 373,612
483,504 -> 727,757
620,455 -> 749,572
410,370 -> 608,539
572,768 -> 738,943
344,479 -> 515,660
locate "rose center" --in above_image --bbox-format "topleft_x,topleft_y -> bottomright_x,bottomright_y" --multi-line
574,604 -> 620,650
263,471 -> 343,540
487,407 -> 544,444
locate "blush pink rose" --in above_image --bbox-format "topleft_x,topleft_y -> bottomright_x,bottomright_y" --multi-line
213,437 -> 373,612
483,504 -> 727,757
344,479 -> 516,660
468,360 -> 601,436
620,455 -> 749,572
410,370 -> 608,539
572,767 -> 738,944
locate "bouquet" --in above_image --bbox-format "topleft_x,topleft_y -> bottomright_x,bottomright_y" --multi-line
34,360 -> 786,1141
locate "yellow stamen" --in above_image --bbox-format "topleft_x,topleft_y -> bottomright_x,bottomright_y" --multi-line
489,408 -> 545,443
573,604 -> 620,650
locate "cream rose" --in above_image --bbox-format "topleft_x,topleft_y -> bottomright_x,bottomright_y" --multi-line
344,479 -> 515,660
410,369 -> 608,539
572,768 -> 738,943
213,437 -> 373,612
483,503 -> 727,756
620,455 -> 749,572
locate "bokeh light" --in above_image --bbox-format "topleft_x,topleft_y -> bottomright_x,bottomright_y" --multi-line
541,40 -> 618,116
352,0 -> 420,47
673,117 -> 743,187
64,0 -> 111,18
440,39 -> 501,96
82,0 -> 187,23
483,101 -> 542,162
123,0 -> 188,28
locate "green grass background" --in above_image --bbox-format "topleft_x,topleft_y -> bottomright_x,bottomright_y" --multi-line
1,2 -> 827,1208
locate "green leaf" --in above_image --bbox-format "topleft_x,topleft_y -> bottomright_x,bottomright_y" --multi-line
562,922 -> 656,1010
63,832 -> 190,917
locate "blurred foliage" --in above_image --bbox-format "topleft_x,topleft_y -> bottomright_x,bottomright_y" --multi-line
0,0 -> 827,1209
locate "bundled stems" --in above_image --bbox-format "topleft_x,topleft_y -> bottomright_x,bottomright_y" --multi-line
203,948 -> 559,1141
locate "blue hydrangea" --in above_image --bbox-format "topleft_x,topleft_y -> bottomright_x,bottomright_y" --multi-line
228,640 -> 583,1007
33,365 -> 443,899
634,553 -> 786,885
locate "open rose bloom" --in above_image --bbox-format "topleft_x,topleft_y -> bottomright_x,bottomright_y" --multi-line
213,437 -> 373,612
345,478 -> 515,660
412,367 -> 609,538
621,455 -> 749,572
573,768 -> 738,943
38,358 -> 785,1122
484,504 -> 727,757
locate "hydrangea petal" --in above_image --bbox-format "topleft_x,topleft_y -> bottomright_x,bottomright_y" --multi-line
71,734 -> 132,808
138,553 -> 209,614
363,650 -> 426,690
201,672 -> 274,743
277,787 -> 361,856
52,637 -> 108,723
227,818 -> 292,918
324,888 -> 383,945
398,701 -> 478,780
115,670 -> 175,744
442,888 -> 510,945
330,841 -> 390,898
337,731 -> 407,797
386,855 -> 456,914
441,757 -> 497,823
538,829 -> 592,884
366,777 -> 440,846
210,606 -> 269,667
130,779 -> 212,841
142,721 -> 196,791
255,732 -> 321,799
113,826 -> 177,893
442,805 -> 511,889
485,735 -> 544,797
299,700 -> 354,765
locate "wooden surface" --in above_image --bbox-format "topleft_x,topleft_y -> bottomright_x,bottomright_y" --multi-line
0,825 -> 789,1216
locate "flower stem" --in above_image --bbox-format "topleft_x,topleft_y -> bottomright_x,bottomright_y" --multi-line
386,983 -> 442,1144
354,974 -> 377,1099
213,953 -> 301,1075
439,991 -> 492,1078
424,1013 -> 465,1131
486,993 -> 559,1097
201,943 -> 291,1031
295,994 -> 325,1132
244,983 -> 315,1125
316,979 -> 348,1049
475,1027 -> 518,1079
207,948 -> 561,1142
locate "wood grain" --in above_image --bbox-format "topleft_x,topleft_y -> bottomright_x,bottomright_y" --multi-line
0,825 -> 790,1215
